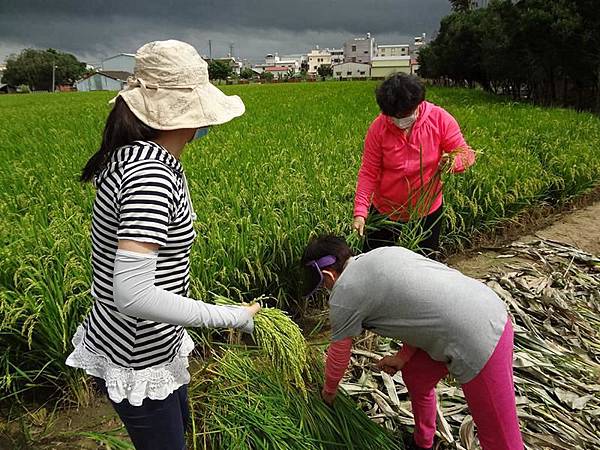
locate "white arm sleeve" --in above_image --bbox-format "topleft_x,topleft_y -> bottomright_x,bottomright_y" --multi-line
113,249 -> 254,333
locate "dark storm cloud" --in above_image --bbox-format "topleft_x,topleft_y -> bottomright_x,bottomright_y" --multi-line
0,0 -> 451,62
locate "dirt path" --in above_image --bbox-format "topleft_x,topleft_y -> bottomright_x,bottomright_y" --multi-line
448,201 -> 600,278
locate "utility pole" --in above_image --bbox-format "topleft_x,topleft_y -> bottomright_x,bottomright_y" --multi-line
208,40 -> 212,60
52,64 -> 57,93
229,42 -> 234,58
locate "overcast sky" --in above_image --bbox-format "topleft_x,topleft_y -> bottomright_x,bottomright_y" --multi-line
0,0 -> 451,65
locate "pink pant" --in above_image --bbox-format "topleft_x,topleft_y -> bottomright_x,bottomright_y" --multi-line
401,320 -> 523,450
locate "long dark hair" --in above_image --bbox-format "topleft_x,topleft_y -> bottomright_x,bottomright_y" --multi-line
80,96 -> 160,182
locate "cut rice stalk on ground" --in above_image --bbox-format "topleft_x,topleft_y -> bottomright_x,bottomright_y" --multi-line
341,239 -> 600,450
189,348 -> 404,450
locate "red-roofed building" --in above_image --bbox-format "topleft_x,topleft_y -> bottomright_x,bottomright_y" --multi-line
264,66 -> 293,78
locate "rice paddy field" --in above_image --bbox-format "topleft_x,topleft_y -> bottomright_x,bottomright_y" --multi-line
1,81 -> 600,449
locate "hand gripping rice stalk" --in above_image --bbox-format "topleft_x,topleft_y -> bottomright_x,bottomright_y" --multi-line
213,294 -> 309,394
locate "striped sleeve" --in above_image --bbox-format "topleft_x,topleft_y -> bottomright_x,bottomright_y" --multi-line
117,161 -> 176,246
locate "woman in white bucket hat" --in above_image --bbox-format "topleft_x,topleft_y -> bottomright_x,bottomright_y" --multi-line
67,40 -> 260,450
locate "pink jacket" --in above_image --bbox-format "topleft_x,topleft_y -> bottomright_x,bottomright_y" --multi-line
354,101 -> 475,221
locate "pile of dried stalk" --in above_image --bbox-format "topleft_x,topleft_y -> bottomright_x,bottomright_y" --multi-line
341,238 -> 600,449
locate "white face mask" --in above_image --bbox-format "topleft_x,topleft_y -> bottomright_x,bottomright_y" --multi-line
392,111 -> 418,130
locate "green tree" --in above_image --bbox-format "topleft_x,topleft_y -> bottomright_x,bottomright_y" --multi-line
240,67 -> 255,79
208,60 -> 233,81
416,45 -> 440,79
424,10 -> 488,88
317,64 -> 333,80
573,0 -> 600,110
259,71 -> 274,82
478,1 -> 527,96
423,0 -> 600,111
2,48 -> 86,91
286,67 -> 296,79
449,0 -> 473,12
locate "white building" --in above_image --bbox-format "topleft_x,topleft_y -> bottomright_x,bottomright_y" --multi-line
332,62 -> 370,79
101,53 -> 135,73
330,48 -> 344,65
413,33 -> 427,55
75,71 -> 129,92
411,33 -> 428,73
377,44 -> 410,57
264,53 -> 279,66
255,53 -> 299,71
307,47 -> 332,75
281,54 -> 307,67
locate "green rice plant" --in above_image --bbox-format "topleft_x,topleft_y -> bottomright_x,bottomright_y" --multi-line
1,83 -> 600,405
213,295 -> 309,394
189,348 -> 403,450
362,144 -> 472,255
73,429 -> 134,450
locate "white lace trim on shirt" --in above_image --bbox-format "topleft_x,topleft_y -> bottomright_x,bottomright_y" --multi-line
66,325 -> 195,406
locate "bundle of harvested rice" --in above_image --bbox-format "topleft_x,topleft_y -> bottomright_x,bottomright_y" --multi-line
213,294 -> 309,393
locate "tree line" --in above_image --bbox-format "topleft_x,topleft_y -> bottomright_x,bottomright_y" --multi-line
2,49 -> 86,91
419,0 -> 600,112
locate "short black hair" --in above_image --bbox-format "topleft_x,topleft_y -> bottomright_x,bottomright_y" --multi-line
301,235 -> 354,297
375,73 -> 425,118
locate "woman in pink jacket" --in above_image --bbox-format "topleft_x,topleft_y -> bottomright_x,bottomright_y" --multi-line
353,74 -> 475,258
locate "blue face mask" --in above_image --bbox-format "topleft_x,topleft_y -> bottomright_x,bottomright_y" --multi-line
192,127 -> 210,141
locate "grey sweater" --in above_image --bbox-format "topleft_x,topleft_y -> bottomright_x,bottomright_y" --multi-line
330,247 -> 508,383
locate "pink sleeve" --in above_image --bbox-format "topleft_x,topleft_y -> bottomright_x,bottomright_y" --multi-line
323,337 -> 353,394
440,110 -> 475,173
396,343 -> 417,364
353,123 -> 382,218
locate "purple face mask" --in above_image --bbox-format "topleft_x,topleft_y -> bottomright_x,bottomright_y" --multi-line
304,255 -> 337,298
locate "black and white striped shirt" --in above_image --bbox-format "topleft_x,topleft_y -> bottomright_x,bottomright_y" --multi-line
82,141 -> 197,370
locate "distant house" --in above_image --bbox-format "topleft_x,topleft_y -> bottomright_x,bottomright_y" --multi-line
75,71 -> 131,92
101,53 -> 135,73
330,48 -> 344,65
307,47 -> 332,75
343,33 -> 376,64
254,53 -> 300,72
371,56 -> 411,78
412,33 -> 427,60
280,54 -> 305,68
264,66 -> 292,78
332,62 -> 370,79
377,44 -> 410,57
248,68 -> 262,77
0,83 -> 16,94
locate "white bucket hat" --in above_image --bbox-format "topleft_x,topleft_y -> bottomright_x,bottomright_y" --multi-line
109,40 -> 245,130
